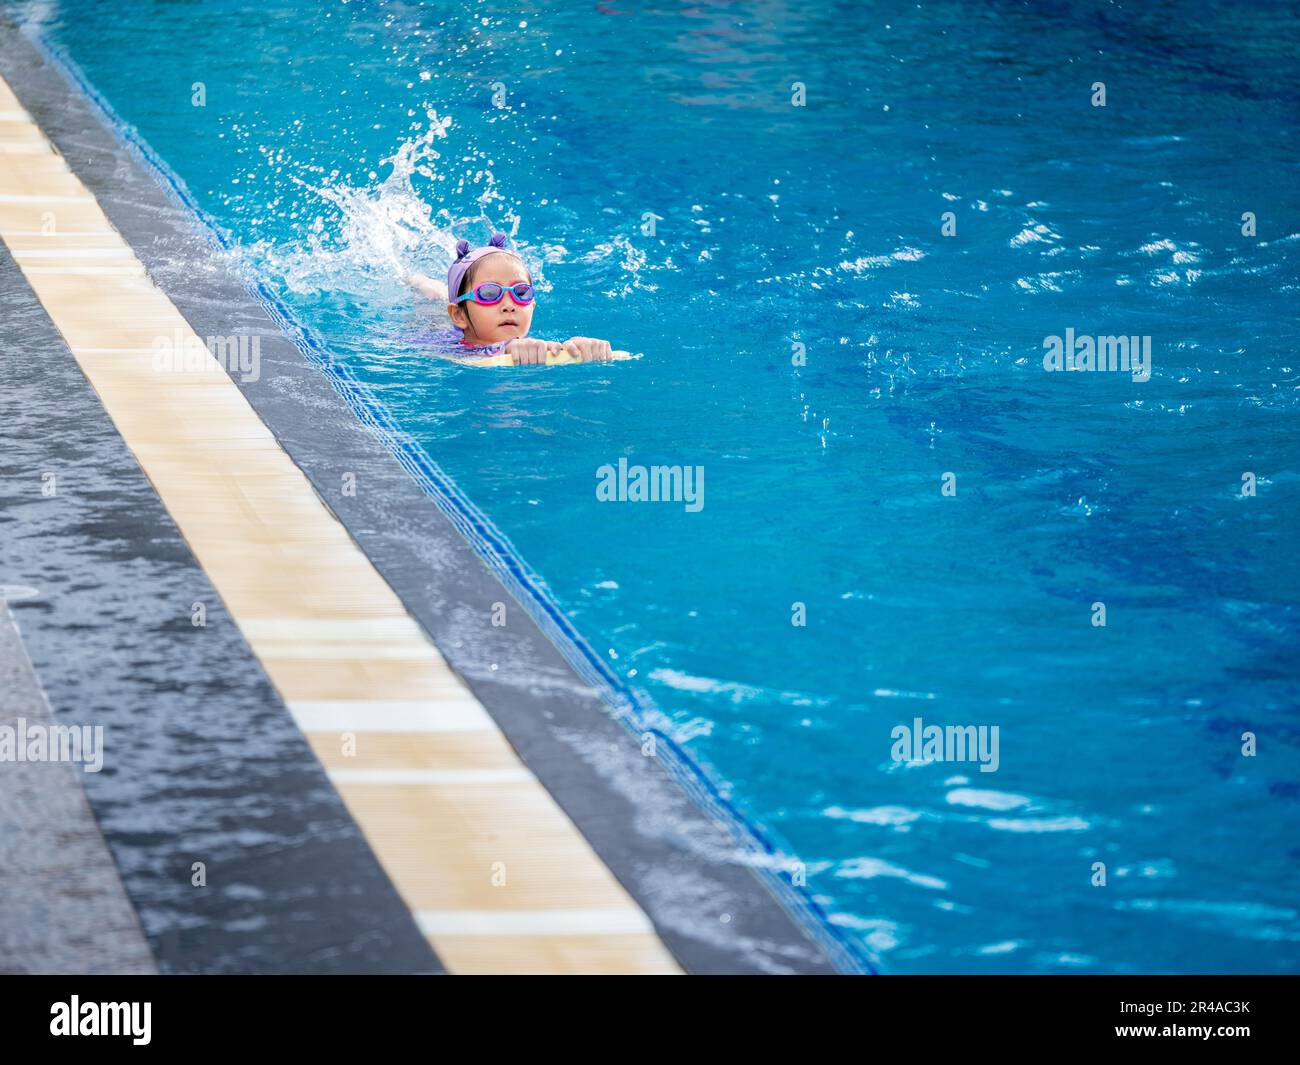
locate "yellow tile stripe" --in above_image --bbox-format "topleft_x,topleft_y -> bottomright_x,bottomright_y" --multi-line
0,74 -> 679,975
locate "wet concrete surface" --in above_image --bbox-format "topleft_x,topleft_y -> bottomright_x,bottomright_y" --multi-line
0,598 -> 156,975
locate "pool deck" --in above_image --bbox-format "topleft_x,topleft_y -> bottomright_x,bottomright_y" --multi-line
0,599 -> 156,975
0,19 -> 846,975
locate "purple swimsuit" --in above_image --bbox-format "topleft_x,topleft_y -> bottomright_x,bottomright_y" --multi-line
420,327 -> 508,360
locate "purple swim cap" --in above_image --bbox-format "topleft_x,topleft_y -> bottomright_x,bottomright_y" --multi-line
447,232 -> 514,300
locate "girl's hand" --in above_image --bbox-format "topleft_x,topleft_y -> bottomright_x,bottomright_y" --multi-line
507,337 -> 550,366
562,336 -> 614,363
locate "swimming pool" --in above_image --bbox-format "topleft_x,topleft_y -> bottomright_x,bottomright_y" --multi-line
13,0 -> 1298,972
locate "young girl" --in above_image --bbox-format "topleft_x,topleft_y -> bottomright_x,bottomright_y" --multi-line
405,233 -> 616,365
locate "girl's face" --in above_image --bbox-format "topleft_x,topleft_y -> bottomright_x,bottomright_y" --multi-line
447,252 -> 535,346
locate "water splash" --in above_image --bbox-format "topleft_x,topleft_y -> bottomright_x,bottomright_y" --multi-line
242,110 -> 522,303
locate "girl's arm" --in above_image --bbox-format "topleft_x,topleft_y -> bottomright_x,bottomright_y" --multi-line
405,272 -> 448,302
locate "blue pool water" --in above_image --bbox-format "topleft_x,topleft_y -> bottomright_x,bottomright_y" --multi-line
14,0 -> 1299,972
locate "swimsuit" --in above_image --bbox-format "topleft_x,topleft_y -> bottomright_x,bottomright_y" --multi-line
419,327 -> 508,360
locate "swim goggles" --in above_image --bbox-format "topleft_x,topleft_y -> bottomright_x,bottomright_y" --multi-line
454,281 -> 535,306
